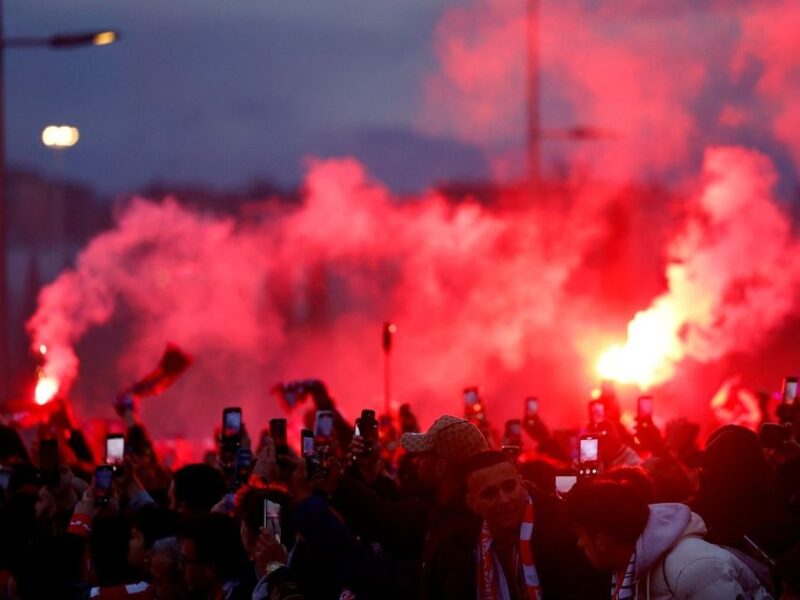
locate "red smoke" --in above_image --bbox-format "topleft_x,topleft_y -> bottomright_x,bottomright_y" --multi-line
25,0 -> 800,450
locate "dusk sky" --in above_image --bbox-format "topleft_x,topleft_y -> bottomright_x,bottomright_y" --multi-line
6,0 -> 489,195
6,1 -> 799,196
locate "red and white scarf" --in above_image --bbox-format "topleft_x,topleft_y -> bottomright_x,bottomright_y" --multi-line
477,495 -> 541,600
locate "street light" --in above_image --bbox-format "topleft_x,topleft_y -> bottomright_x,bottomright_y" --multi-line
0,2 -> 119,399
41,125 -> 80,149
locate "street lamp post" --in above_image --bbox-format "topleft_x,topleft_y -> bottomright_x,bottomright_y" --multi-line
0,0 -> 118,398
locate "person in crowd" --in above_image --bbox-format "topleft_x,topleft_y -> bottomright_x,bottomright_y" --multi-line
237,487 -> 304,600
642,456 -> 695,504
150,537 -> 184,600
169,464 -> 228,517
601,466 -> 654,504
567,479 -> 771,599
178,512 -> 250,600
453,450 -> 608,599
321,415 -> 488,598
128,505 -> 179,580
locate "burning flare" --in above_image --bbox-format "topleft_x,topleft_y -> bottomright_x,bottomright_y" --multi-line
35,375 -> 59,406
596,298 -> 683,390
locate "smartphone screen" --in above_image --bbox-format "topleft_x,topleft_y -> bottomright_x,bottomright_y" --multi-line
39,439 -> 60,487
589,401 -> 605,425
637,396 -> 653,419
525,397 -> 538,416
94,466 -> 114,506
579,436 -> 599,462
314,411 -> 334,439
264,500 -> 281,541
269,419 -> 287,448
105,435 -> 125,467
0,468 -> 12,492
555,475 -> 578,495
783,377 -> 798,403
463,387 -> 480,406
222,408 -> 243,440
301,430 -> 315,457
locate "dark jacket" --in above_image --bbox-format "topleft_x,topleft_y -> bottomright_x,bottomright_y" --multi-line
330,474 -> 481,598
425,483 -> 609,600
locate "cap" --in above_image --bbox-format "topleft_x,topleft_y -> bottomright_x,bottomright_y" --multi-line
400,415 -> 489,465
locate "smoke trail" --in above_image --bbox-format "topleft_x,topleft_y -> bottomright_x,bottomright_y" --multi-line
595,146 -> 800,388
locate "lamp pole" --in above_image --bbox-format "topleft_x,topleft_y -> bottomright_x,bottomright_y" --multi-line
0,0 -> 118,399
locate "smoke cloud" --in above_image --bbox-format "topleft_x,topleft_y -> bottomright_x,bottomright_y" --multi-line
25,0 -> 800,447
419,0 -> 800,181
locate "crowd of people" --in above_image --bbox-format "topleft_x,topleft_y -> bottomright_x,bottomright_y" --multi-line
1,378 -> 799,599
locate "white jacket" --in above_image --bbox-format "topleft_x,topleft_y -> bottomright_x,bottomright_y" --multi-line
631,504 -> 772,599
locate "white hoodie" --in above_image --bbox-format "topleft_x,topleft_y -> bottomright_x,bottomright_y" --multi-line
631,503 -> 772,600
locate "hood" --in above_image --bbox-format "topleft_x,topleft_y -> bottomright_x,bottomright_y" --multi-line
635,503 -> 704,578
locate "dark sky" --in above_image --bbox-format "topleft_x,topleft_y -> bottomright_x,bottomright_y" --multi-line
5,0 -> 490,195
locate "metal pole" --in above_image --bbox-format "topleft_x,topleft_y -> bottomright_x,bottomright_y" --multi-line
527,0 -> 541,191
0,0 -> 9,401
383,351 -> 391,416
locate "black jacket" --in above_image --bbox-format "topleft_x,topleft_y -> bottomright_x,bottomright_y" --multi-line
424,483 -> 609,600
331,476 -> 607,599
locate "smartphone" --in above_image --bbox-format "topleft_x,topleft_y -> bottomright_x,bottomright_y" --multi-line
105,434 -> 125,468
222,407 -> 243,442
589,400 -> 605,426
269,418 -> 288,449
300,429 -> 315,458
504,419 -> 523,447
759,423 -> 791,449
39,439 -> 60,487
463,387 -> 480,407
0,467 -> 12,492
232,447 -> 253,489
314,410 -> 334,442
555,475 -> 578,495
637,396 -> 654,420
94,465 -> 114,507
263,499 -> 282,542
782,377 -> 798,403
578,435 -> 599,478
356,409 -> 379,454
525,397 -> 539,417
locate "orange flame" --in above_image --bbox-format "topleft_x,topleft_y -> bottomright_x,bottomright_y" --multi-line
596,299 -> 684,389
35,375 -> 59,406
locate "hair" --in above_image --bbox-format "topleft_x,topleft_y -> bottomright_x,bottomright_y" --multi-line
172,464 -> 227,514
178,513 -> 246,582
565,480 -> 650,544
642,456 -> 694,503
461,450 -> 515,482
91,516 -> 136,587
601,466 -> 655,504
519,460 -> 556,495
132,505 -> 179,550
